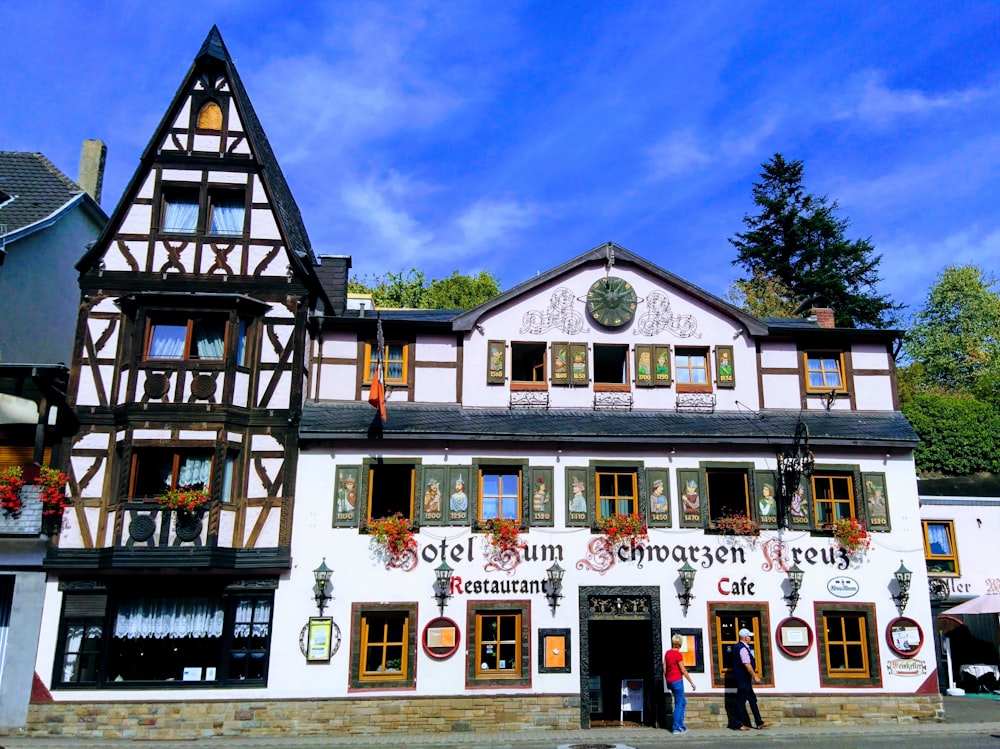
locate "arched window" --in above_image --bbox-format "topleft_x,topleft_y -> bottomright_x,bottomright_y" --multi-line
197,101 -> 223,131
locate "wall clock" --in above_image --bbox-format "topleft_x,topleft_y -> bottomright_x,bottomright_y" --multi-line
587,276 -> 637,328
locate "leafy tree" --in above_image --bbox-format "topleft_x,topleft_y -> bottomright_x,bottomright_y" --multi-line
901,265 -> 1000,404
729,154 -> 901,328
348,269 -> 502,310
724,269 -> 799,319
426,271 -> 502,310
901,393 -> 1000,475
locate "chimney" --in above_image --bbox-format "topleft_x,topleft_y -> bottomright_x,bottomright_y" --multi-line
810,307 -> 836,329
77,139 -> 107,206
315,254 -> 352,316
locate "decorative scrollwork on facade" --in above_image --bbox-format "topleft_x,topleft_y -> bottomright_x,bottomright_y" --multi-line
929,577 -> 950,602
483,547 -> 521,575
520,287 -> 586,335
593,391 -> 633,411
384,547 -> 418,572
509,391 -> 550,409
576,536 -> 616,574
676,392 -> 716,413
587,594 -> 651,619
760,538 -> 791,573
634,291 -> 700,338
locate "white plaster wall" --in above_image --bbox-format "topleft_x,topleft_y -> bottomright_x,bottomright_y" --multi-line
759,342 -> 798,369
120,204 -> 152,236
853,375 -> 896,411
136,174 -> 156,200
250,209 -> 281,241
413,367 -> 458,402
462,267 -> 761,410
761,374 -> 801,409
852,344 -> 891,370
415,337 -> 457,363
192,134 -> 220,153
206,171 -> 247,185
160,169 -> 201,183
919,498 -> 1000,599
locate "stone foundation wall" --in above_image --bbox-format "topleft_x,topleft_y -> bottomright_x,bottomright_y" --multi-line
8,693 -> 942,739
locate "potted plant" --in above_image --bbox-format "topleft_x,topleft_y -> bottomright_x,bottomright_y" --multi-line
37,466 -> 70,534
363,513 -> 417,567
713,513 -> 760,537
0,466 -> 26,518
598,512 -> 648,551
480,517 -> 523,557
832,517 -> 871,557
156,484 -> 212,515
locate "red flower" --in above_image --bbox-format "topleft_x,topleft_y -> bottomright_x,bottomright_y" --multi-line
0,467 -> 25,517
598,513 -> 648,549
481,517 -> 523,554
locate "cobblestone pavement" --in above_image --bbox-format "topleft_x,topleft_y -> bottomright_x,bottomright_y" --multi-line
0,697 -> 997,749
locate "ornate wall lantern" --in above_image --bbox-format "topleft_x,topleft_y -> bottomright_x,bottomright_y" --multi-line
678,561 -> 696,616
784,563 -> 804,614
545,562 -> 565,614
893,560 -> 912,613
312,558 -> 333,616
434,560 -> 454,615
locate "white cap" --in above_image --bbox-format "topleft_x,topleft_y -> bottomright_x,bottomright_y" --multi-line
738,628 -> 753,638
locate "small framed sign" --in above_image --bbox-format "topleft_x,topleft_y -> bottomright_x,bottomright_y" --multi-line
422,616 -> 461,660
538,628 -> 571,673
775,616 -> 813,658
886,617 -> 924,657
306,617 -> 334,662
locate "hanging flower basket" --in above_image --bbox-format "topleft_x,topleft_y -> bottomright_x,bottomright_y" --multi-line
713,513 -> 760,537
37,466 -> 70,534
0,466 -> 26,518
832,517 -> 871,556
480,517 -> 524,556
363,513 -> 417,566
156,485 -> 212,514
598,513 -> 648,551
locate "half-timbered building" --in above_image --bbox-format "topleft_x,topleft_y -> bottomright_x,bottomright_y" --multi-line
22,28 -> 942,740
34,27 -> 342,701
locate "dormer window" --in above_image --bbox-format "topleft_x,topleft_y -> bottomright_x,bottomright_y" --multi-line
197,101 -> 223,131
162,189 -> 199,234
207,191 -> 245,236
804,352 -> 847,393
158,186 -> 246,237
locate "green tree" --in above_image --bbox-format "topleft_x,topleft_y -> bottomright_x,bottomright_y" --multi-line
426,271 -> 502,310
901,393 -> 1000,475
724,269 -> 799,319
729,154 -> 901,328
348,269 -> 502,310
901,265 -> 1000,403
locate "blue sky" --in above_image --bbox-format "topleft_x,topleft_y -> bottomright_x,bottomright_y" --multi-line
2,2 -> 998,317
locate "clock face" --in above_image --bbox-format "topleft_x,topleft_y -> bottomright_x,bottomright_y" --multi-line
587,276 -> 637,328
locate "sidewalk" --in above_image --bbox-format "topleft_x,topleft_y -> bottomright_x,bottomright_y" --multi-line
1,697 -> 998,748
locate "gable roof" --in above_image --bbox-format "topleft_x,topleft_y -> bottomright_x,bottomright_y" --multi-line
0,152 -> 106,244
75,27 -> 327,306
451,242 -> 771,335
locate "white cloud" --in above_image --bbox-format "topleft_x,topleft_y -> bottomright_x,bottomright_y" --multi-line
455,199 -> 540,248
647,130 -> 711,180
834,70 -> 992,126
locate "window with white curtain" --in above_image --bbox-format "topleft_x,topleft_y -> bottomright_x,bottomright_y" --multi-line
146,314 -> 227,361
55,589 -> 274,687
208,192 -> 245,235
129,447 -> 215,499
162,189 -> 199,233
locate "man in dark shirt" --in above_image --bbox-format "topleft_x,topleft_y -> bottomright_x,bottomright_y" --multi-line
731,628 -> 770,731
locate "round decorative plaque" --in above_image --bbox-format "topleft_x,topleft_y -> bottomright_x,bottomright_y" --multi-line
586,276 -> 637,328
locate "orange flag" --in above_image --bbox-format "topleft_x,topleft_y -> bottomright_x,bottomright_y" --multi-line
368,361 -> 387,422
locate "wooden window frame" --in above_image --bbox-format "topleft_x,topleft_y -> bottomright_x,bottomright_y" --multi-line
704,465 -> 753,527
594,468 -> 638,521
363,342 -> 409,386
478,467 -> 522,522
922,520 -> 960,575
466,600 -> 531,687
159,186 -> 200,235
803,352 -> 848,394
811,473 -> 856,527
593,343 -> 631,391
816,603 -> 880,687
129,446 -> 216,500
707,603 -> 771,688
510,341 -> 548,390
675,347 -> 712,393
365,462 -> 416,523
143,313 -> 230,363
349,603 -> 417,690
205,188 -> 247,237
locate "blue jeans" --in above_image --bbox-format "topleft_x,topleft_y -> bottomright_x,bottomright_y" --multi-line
667,679 -> 686,731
